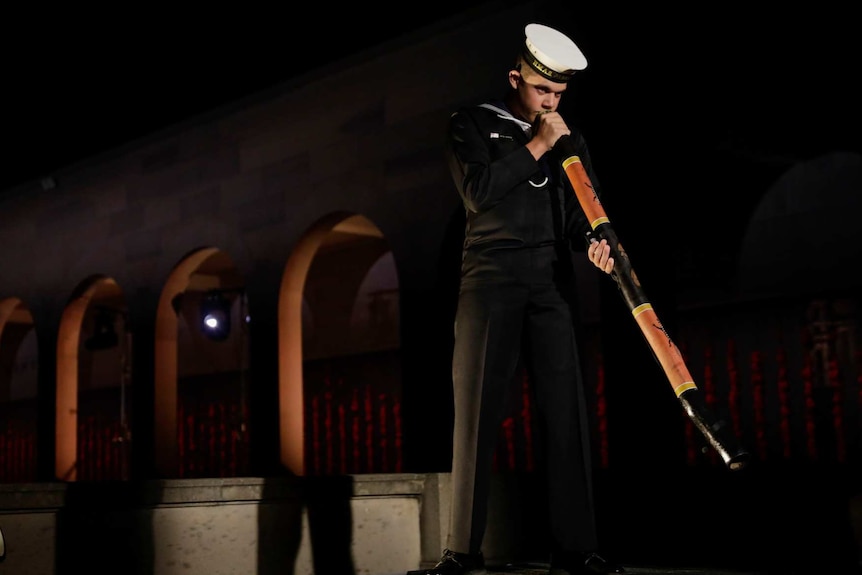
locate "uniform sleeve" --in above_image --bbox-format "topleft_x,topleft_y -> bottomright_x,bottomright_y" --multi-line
561,130 -> 604,251
445,108 -> 539,214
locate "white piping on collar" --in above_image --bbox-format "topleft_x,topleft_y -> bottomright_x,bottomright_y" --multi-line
479,103 -> 532,134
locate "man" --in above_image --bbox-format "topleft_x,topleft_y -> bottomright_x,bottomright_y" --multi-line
411,22 -> 622,575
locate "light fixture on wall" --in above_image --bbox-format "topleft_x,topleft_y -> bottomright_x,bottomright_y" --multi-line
84,308 -> 120,351
200,290 -> 232,341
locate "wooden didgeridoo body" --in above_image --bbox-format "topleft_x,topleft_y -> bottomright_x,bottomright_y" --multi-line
557,137 -> 749,470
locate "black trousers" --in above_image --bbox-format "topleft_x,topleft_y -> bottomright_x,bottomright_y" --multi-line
447,247 -> 597,557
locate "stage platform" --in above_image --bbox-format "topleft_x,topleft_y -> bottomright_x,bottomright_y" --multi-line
471,565 -> 772,575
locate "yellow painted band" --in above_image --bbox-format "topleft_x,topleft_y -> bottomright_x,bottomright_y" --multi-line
631,303 -> 653,317
562,156 -> 582,169
591,217 -> 609,228
674,382 -> 698,397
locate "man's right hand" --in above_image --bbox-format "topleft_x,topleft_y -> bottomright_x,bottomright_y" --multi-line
526,111 -> 571,160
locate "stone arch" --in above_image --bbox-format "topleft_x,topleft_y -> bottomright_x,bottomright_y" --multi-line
154,247 -> 246,478
0,297 -> 37,482
279,212 -> 400,475
0,297 -> 36,401
56,275 -> 127,481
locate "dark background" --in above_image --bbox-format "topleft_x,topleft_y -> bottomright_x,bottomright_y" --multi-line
0,2 -> 490,191
2,2 -> 858,195
1,3 -> 860,571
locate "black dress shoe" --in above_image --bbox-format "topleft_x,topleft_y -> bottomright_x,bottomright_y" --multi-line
405,548 -> 487,575
549,551 -> 625,575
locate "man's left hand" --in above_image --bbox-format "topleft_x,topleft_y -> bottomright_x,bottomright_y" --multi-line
589,239 -> 614,274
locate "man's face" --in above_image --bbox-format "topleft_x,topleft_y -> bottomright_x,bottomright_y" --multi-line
508,69 -> 568,123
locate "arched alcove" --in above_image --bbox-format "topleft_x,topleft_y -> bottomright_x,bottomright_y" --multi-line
279,213 -> 402,475
154,247 -> 248,478
348,251 -> 400,354
0,297 -> 37,482
56,276 -> 129,481
737,151 -> 862,298
666,151 -> 862,468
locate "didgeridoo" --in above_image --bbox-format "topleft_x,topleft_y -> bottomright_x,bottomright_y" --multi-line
557,136 -> 749,471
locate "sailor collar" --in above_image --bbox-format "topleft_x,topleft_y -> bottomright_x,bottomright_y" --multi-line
479,103 -> 532,136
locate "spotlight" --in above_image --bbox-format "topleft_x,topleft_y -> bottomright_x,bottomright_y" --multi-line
200,291 -> 232,341
85,309 -> 119,351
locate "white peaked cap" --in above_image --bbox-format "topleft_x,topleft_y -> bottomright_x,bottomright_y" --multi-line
523,23 -> 587,82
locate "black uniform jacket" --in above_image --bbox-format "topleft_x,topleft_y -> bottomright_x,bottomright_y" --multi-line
445,100 -> 604,285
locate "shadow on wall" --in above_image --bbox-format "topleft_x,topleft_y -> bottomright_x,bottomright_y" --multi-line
259,473 -> 359,575
257,473 -> 306,575
51,474 -> 357,575
55,481 -> 160,575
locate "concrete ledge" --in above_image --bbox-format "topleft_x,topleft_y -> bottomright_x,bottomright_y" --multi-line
0,483 -> 67,510
0,472 -> 426,508
0,473 -> 431,575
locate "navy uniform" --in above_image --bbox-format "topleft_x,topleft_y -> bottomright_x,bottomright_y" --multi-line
411,22 -> 625,575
